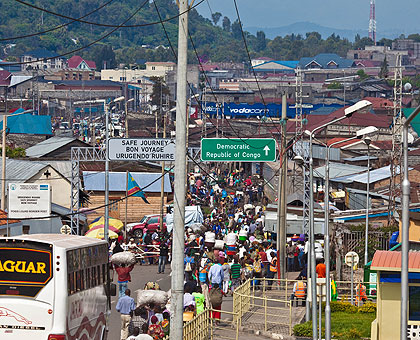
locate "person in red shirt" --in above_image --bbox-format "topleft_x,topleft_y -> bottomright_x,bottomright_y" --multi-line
316,259 -> 326,278
115,263 -> 134,297
258,247 -> 269,278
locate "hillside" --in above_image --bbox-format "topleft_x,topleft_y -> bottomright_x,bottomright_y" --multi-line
0,0 -> 391,66
0,0 -> 248,66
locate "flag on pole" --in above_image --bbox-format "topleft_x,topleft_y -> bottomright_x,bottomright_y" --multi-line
127,172 -> 150,204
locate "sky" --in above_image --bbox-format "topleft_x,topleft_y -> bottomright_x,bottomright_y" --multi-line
196,0 -> 420,33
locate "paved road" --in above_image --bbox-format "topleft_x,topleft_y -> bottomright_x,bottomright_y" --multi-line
108,262 -> 171,340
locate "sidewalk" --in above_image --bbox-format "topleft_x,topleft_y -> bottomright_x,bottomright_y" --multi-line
216,272 -> 306,340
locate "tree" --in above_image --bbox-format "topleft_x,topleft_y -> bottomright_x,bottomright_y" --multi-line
231,20 -> 242,40
357,69 -> 369,80
379,56 -> 389,79
222,16 -> 231,32
256,31 -> 266,51
150,76 -> 170,108
89,44 -> 116,70
211,12 -> 222,25
327,82 -> 343,89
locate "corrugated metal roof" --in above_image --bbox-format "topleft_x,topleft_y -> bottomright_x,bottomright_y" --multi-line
333,165 -> 410,184
26,136 -> 77,158
0,158 -> 48,188
313,162 -> 367,179
83,171 -> 172,193
40,160 -> 72,178
371,250 -> 420,272
343,155 -> 378,162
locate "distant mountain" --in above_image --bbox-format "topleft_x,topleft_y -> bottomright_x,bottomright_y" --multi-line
245,21 -> 405,41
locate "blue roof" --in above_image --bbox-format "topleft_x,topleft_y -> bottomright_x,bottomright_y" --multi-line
298,53 -> 354,69
0,110 -> 52,135
253,60 -> 298,70
310,107 -> 338,115
83,171 -> 172,193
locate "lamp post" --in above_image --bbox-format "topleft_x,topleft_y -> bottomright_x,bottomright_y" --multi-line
104,96 -> 125,243
402,105 -> 420,340
306,100 -> 372,340
325,125 -> 377,340
364,137 -> 371,266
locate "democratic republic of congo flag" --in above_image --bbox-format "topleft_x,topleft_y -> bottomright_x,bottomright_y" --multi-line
127,172 -> 150,204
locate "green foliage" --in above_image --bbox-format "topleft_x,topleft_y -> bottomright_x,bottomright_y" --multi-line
327,82 -> 343,89
357,69 -> 369,80
358,301 -> 376,313
293,322 -> 312,337
379,56 -> 389,79
293,308 -> 376,339
211,12 -> 222,26
0,146 -> 26,158
0,0 -> 405,65
329,301 -> 358,313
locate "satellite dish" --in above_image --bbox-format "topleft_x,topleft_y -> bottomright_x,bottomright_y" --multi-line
404,82 -> 412,92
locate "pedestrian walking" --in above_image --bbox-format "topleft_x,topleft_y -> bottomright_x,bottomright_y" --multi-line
158,241 -> 168,274
115,263 -> 134,297
116,288 -> 136,340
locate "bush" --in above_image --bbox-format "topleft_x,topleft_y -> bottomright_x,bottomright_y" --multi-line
293,321 -> 312,337
358,301 -> 376,313
330,301 -> 358,313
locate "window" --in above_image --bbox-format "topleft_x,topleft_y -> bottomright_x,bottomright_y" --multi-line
22,225 -> 30,234
152,66 -> 156,70
409,286 -> 420,321
148,217 -> 159,225
109,198 -> 119,212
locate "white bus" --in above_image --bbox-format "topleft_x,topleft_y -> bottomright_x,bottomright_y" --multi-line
0,234 -> 114,340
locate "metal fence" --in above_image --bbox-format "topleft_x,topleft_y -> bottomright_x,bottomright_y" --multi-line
181,278 -> 375,340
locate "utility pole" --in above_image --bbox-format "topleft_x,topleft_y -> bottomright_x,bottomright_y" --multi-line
125,83 -> 129,138
159,111 -> 166,231
1,89 -> 7,211
170,0 -> 192,338
277,93 -> 287,280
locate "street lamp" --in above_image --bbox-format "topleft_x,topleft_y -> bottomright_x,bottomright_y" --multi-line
401,105 -> 420,340
104,96 -> 125,242
325,125 -> 377,340
306,99 -> 372,340
364,136 -> 371,266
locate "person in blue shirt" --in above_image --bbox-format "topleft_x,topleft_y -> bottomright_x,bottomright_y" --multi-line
208,258 -> 224,287
212,223 -> 221,235
116,288 -> 136,340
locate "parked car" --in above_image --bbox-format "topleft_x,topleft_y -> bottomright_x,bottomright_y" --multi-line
130,214 -> 166,238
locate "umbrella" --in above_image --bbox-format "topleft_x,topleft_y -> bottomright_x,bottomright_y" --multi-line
85,228 -> 118,240
89,216 -> 123,230
88,224 -> 120,234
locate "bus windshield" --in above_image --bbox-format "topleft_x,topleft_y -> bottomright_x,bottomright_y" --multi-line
0,240 -> 53,297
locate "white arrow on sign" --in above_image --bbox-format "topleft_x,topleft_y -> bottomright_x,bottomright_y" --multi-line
263,145 -> 270,156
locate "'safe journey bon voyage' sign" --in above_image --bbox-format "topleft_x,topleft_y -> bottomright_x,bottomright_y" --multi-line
107,138 -> 176,161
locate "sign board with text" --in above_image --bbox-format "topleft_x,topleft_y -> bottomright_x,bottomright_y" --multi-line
107,138 -> 176,161
8,183 -> 51,219
201,138 -> 276,162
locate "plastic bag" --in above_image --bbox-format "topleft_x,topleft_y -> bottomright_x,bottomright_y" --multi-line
111,251 -> 136,266
136,289 -> 169,307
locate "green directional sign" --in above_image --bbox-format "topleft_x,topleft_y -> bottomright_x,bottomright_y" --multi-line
201,138 -> 277,162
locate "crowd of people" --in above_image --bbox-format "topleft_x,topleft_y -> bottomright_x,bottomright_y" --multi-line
112,168 -> 331,340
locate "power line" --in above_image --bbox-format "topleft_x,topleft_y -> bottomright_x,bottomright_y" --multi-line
0,164 -> 175,221
4,0 -> 205,67
152,0 -> 275,152
0,0 -> 116,42
3,0 -> 150,67
11,0 -> 204,28
231,0 -> 283,137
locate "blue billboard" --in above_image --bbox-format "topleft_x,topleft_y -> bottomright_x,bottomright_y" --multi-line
201,102 -> 340,119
